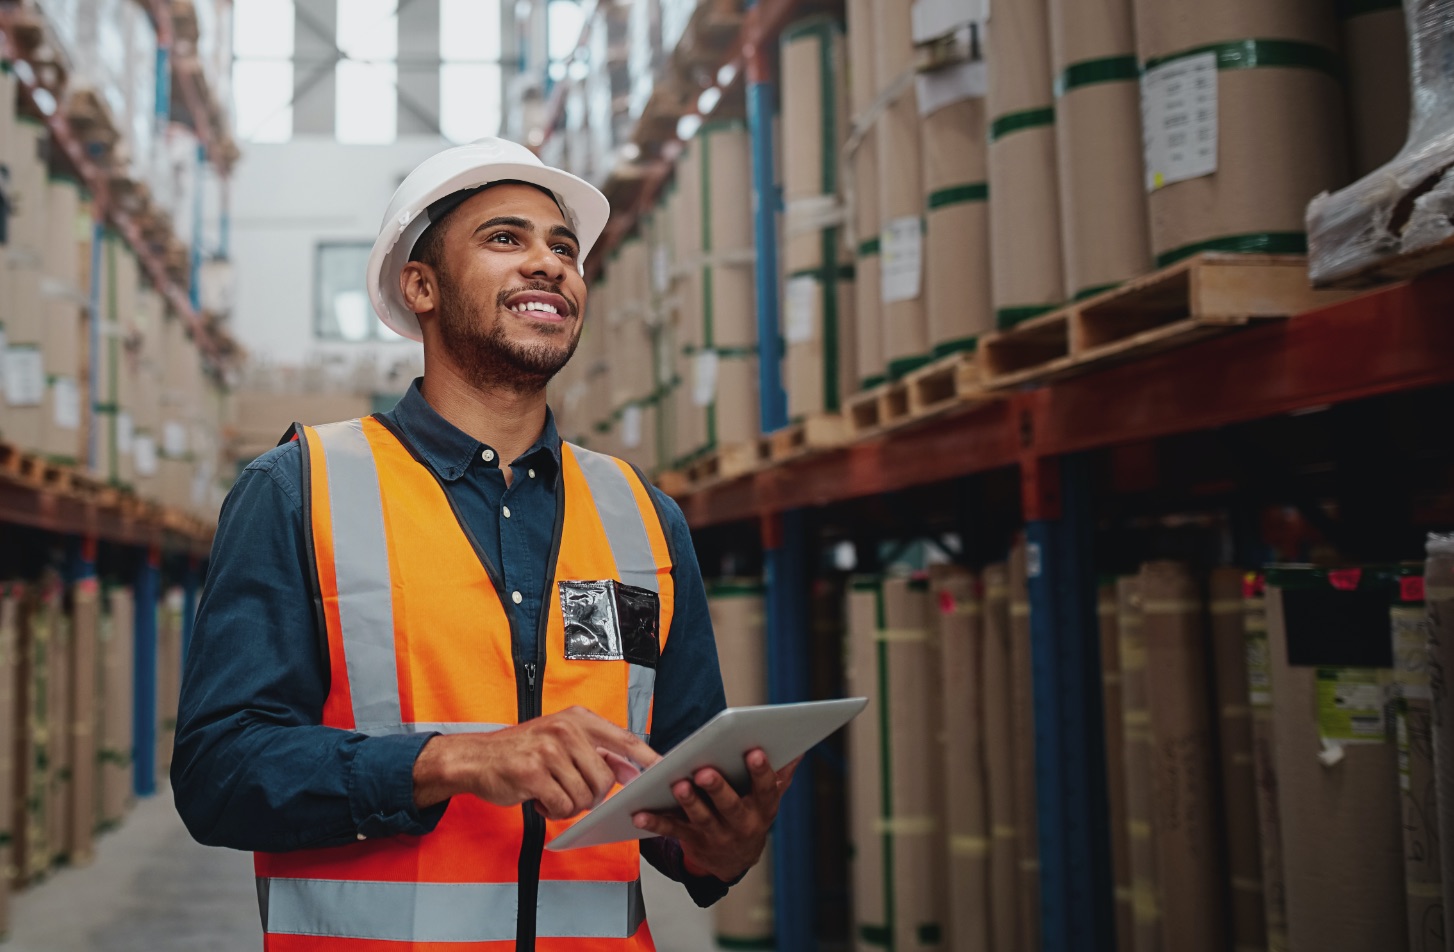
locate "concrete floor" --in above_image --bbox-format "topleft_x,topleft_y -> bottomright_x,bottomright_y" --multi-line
6,786 -> 719,951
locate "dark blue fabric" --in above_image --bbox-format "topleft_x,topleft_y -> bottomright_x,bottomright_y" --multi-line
172,380 -> 731,906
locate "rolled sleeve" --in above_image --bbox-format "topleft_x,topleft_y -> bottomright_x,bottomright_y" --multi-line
349,732 -> 449,839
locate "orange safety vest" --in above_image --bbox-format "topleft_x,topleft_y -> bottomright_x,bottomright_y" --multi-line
253,415 -> 676,951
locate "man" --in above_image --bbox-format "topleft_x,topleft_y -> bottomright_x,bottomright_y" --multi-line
172,138 -> 793,950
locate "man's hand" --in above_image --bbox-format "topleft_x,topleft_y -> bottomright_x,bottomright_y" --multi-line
413,706 -> 660,820
631,749 -> 799,882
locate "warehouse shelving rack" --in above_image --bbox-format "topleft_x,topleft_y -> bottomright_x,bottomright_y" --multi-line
0,1 -> 231,805
535,1 -> 1454,949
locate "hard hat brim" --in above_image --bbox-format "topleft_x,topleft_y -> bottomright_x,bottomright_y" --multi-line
366,161 -> 610,342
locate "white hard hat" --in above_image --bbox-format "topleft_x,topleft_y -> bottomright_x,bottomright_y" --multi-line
366,137 -> 611,341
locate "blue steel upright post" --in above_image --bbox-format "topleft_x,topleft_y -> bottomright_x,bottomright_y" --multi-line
746,13 -> 815,950
134,546 -> 161,798
1022,449 -> 1115,952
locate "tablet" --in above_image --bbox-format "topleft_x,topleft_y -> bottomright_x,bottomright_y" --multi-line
545,697 -> 868,851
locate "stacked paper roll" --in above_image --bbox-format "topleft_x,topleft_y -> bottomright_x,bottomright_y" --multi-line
987,0 -> 1067,328
873,0 -> 930,378
1130,0 -> 1346,266
1007,542 -> 1040,951
708,583 -> 775,948
846,578 -> 888,945
1429,535 -> 1454,941
1117,576 -> 1160,952
847,0 -> 883,390
1139,561 -> 1225,952
932,566 -> 991,951
1048,0 -> 1152,299
1208,568 -> 1266,951
921,84 -> 993,357
982,563 -> 1021,950
1097,583 -> 1134,952
782,17 -> 854,419
1342,2 -> 1410,177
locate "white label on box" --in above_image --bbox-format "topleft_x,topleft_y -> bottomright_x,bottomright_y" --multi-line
118,412 -> 135,456
164,421 -> 188,457
652,246 -> 671,295
785,275 -> 818,344
1141,52 -> 1218,191
912,0 -> 985,44
51,377 -> 81,430
622,404 -> 643,448
916,59 -> 988,116
881,217 -> 924,304
692,350 -> 720,408
134,433 -> 158,476
3,346 -> 45,407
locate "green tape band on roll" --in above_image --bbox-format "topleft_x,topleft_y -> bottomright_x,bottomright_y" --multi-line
706,581 -> 767,597
933,335 -> 980,358
1075,282 -> 1122,301
1144,39 -> 1344,82
1055,54 -> 1140,97
1338,0 -> 1403,16
823,227 -> 842,411
861,373 -> 887,390
888,353 -> 933,380
716,346 -> 759,359
1154,232 -> 1307,268
858,925 -> 892,947
996,303 -> 1059,330
989,106 -> 1055,142
782,12 -> 841,43
927,182 -> 989,210
715,937 -> 776,951
698,118 -> 749,136
858,236 -> 881,257
874,583 -> 898,947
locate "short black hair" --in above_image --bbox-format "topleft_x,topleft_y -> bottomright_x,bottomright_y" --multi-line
408,180 -> 565,271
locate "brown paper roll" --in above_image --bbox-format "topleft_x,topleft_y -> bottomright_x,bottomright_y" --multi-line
923,98 -> 993,353
101,588 -> 136,827
846,579 -> 888,945
1008,541 -> 1040,952
1117,576 -> 1160,952
68,582 -> 100,867
1138,561 -> 1225,952
1429,540 -> 1454,947
1130,0 -> 1345,264
699,123 -> 757,352
982,563 -> 1021,951
988,0 -> 1067,321
1265,577 -> 1406,952
1049,0 -> 1152,298
1209,568 -> 1267,951
874,0 -> 929,378
1343,7 -> 1411,178
1097,583 -> 1135,952
932,566 -> 992,951
853,128 -> 884,389
48,602 -> 71,864
1244,582 -> 1289,952
0,585 -> 18,932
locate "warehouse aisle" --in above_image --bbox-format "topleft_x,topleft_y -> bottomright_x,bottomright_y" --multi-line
5,785 -> 718,951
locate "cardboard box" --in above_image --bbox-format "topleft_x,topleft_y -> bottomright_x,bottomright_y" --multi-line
931,565 -> 992,951
1139,561 -> 1225,952
1264,567 -> 1406,951
981,562 -> 1020,951
1209,568 -> 1267,950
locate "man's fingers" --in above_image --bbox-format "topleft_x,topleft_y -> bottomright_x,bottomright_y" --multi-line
746,749 -> 779,800
572,709 -> 661,769
633,810 -> 686,840
673,779 -> 720,827
599,748 -> 644,787
694,768 -> 750,825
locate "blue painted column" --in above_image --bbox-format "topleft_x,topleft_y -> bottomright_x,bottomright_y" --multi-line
1023,453 -> 1114,952
190,143 -> 206,311
133,546 -> 161,798
763,511 -> 815,952
746,23 -> 788,437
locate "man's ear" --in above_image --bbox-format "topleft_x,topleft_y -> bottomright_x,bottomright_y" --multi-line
400,261 -> 436,316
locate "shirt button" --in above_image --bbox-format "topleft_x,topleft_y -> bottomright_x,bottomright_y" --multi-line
482,448 -> 495,463
512,591 -> 523,605
503,505 -> 511,519
528,468 -> 536,479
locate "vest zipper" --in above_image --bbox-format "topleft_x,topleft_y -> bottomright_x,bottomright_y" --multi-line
516,655 -> 545,951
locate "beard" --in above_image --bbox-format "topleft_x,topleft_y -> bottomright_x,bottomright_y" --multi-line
435,274 -> 581,393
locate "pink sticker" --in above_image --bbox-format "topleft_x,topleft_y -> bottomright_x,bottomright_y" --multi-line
1328,568 -> 1362,591
938,591 -> 956,615
1242,573 -> 1264,598
1401,576 -> 1426,602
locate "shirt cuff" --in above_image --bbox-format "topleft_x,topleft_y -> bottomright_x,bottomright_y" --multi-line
641,836 -> 744,907
347,732 -> 450,839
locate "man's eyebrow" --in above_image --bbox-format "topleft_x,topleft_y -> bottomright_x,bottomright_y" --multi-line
472,215 -> 533,236
548,224 -> 580,247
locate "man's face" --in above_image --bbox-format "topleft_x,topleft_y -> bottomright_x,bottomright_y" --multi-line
423,183 -> 588,392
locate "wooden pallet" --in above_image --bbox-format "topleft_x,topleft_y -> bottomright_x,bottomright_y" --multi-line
674,0 -> 745,69
846,379 -> 911,437
63,87 -> 121,158
980,253 -> 1358,390
903,350 -> 989,419
680,440 -> 765,489
766,413 -> 849,464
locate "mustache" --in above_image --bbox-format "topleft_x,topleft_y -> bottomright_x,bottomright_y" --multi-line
497,282 -> 577,317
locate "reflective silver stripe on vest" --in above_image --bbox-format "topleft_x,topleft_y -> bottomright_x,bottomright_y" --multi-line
314,420 -> 402,733
569,445 -> 662,743
354,722 -> 510,737
570,446 -> 660,594
259,877 -> 646,942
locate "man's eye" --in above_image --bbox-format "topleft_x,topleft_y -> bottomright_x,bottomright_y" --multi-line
488,232 -> 516,245
554,244 -> 578,257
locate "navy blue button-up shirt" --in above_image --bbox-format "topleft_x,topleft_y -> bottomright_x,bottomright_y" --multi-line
172,381 -> 731,904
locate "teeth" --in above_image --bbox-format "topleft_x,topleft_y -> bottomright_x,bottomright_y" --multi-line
511,301 -> 560,315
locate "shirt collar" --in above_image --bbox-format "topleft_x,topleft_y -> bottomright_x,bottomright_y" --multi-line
386,378 -> 562,484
